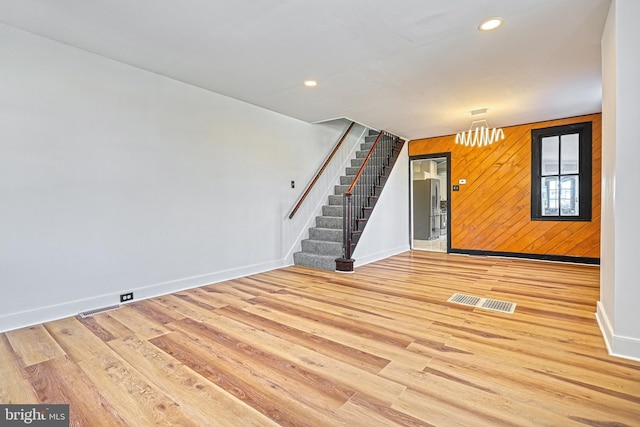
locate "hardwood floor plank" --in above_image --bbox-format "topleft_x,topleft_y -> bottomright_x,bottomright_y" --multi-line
169,306 -> 408,405
76,312 -> 133,342
270,288 -> 440,339
407,330 -> 640,424
108,334 -> 279,427
216,305 -> 390,374
77,351 -> 199,426
153,294 -> 220,322
392,386 -> 512,427
382,361 -> 588,427
250,294 -> 415,348
105,306 -> 170,340
257,268 -> 329,289
44,317 -> 113,363
168,318 -> 356,408
5,324 -> 66,366
197,286 -> 254,308
75,315 -> 117,342
165,302 -> 408,402
334,401 -> 410,427
242,298 -> 432,371
207,282 -> 261,299
0,334 -> 27,379
293,281 -> 455,318
175,288 -> 230,309
0,378 -> 38,406
463,310 -> 604,342
343,393 -> 436,427
226,276 -> 289,294
149,331 -> 347,427
25,356 -> 127,426
0,335 -> 38,404
428,319 -> 640,398
128,299 -> 186,325
1,251 -> 639,426
425,355 -> 640,425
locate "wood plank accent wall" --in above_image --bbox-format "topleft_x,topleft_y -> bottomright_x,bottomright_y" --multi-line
409,114 -> 602,259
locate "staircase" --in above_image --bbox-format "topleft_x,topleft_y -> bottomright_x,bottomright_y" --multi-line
293,129 -> 403,271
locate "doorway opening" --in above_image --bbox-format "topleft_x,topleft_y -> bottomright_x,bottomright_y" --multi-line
410,154 -> 450,253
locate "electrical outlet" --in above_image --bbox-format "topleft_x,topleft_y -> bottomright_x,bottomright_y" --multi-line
120,292 -> 133,303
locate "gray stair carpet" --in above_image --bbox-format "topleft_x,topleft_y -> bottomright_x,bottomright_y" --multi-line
293,130 -> 378,271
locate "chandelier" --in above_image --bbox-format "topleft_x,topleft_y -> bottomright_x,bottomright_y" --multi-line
455,109 -> 504,147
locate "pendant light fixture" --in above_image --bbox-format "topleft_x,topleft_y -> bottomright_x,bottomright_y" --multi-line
455,109 -> 504,147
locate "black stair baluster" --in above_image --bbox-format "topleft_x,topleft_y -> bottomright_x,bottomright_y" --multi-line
336,130 -> 405,272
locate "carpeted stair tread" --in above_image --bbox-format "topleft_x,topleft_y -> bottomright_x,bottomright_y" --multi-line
301,239 -> 342,256
309,227 -> 342,242
340,175 -> 356,185
322,205 -> 342,216
316,216 -> 342,229
328,195 -> 343,205
293,252 -> 339,271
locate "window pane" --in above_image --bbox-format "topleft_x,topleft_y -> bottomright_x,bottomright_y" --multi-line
531,121 -> 591,221
541,177 -> 559,216
561,133 -> 579,174
560,176 -> 579,216
541,136 -> 559,175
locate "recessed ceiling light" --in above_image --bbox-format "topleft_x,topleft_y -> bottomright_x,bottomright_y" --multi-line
478,17 -> 503,31
304,80 -> 318,87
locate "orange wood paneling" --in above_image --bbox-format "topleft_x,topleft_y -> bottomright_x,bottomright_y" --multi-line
409,114 -> 601,259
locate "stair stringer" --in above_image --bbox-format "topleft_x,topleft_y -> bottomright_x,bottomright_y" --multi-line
283,123 -> 368,265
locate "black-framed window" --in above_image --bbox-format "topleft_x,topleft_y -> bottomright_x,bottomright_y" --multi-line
531,122 -> 592,221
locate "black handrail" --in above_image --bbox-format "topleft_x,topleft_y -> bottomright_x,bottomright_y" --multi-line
339,130 -> 403,269
288,122 -> 355,219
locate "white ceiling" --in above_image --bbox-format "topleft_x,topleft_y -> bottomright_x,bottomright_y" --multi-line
0,0 -> 611,140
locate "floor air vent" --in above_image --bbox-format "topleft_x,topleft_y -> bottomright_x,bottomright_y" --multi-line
480,298 -> 516,314
448,294 -> 516,314
447,293 -> 482,306
79,304 -> 120,318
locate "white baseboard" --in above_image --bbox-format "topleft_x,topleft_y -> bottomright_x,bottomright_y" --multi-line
596,301 -> 640,362
0,258 -> 288,333
354,245 -> 410,268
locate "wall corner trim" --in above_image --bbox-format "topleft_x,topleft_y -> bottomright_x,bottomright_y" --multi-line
596,301 -> 640,362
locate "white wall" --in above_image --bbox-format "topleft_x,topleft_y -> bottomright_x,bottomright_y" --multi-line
597,0 -> 640,361
0,24 -> 350,332
353,144 -> 410,266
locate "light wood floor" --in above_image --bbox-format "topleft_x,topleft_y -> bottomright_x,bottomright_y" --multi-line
1,251 -> 639,426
